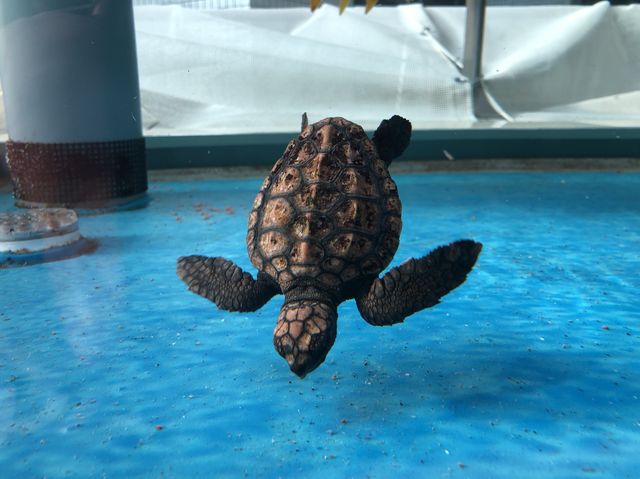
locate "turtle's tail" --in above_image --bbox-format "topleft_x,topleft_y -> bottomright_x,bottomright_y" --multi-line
273,300 -> 337,378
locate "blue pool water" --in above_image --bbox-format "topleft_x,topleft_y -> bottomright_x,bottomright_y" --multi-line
1,171 -> 639,478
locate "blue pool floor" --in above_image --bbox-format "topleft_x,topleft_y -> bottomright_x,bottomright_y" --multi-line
1,171 -> 639,478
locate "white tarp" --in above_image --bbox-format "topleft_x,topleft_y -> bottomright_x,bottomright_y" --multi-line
134,2 -> 640,134
134,4 -> 473,135
1,2 -> 639,139
425,3 -> 640,126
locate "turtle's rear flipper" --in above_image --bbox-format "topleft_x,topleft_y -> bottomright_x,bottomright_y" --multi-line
177,256 -> 280,312
355,240 -> 482,326
372,115 -> 412,165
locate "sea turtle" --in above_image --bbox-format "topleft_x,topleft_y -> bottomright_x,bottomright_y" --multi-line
177,114 -> 482,378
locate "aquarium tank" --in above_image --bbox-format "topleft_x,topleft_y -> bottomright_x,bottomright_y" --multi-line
0,0 -> 639,477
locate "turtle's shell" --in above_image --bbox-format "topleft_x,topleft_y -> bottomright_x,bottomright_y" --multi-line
246,117 -> 402,293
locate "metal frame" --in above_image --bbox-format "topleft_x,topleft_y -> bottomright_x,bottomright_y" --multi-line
462,0 -> 486,85
462,0 -> 505,119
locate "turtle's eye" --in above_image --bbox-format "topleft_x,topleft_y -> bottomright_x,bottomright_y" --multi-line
273,301 -> 337,378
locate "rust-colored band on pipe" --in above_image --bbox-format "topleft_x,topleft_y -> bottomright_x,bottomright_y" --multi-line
6,138 -> 147,207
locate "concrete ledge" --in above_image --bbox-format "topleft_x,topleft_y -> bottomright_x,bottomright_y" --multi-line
3,127 -> 639,182
143,127 -> 640,169
148,157 -> 640,183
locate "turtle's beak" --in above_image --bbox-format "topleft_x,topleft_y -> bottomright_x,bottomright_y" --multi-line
290,362 -> 308,379
286,353 -> 324,379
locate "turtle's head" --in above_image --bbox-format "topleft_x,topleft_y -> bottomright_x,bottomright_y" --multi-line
273,300 -> 337,378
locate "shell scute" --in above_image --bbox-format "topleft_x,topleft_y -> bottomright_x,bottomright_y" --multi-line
334,199 -> 379,234
289,141 -> 316,166
315,124 -> 346,149
322,257 -> 345,273
381,177 -> 398,194
340,265 -> 359,282
290,240 -> 324,264
301,153 -> 341,183
361,255 -> 382,275
259,230 -> 289,258
272,256 -> 288,271
384,215 -> 402,235
385,196 -> 401,212
338,168 -> 377,196
246,229 -> 255,248
293,184 -> 341,212
248,210 -> 259,229
326,232 -> 372,259
261,198 -> 294,229
271,167 -> 302,195
253,192 -> 264,210
373,158 -> 387,177
291,213 -> 331,240
290,264 -> 320,277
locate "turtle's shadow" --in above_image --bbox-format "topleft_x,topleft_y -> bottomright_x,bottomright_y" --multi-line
333,346 -> 626,427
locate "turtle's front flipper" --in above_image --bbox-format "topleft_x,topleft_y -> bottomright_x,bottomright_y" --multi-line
177,256 -> 280,312
372,115 -> 412,165
355,240 -> 482,326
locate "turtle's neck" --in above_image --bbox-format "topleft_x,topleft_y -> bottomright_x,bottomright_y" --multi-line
283,281 -> 339,306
